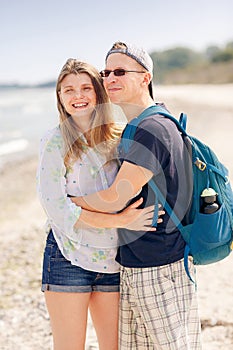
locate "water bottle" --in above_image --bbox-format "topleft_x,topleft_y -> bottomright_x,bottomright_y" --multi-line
200,188 -> 219,214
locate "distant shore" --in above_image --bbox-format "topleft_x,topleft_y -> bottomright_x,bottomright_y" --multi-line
0,81 -> 56,89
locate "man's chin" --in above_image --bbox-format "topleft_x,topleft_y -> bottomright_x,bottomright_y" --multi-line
108,95 -> 123,105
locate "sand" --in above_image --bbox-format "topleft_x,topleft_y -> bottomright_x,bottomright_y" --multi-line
1,84 -> 233,349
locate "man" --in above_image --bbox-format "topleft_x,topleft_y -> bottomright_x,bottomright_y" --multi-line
72,41 -> 202,349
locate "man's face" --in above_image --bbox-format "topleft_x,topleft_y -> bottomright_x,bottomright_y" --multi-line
103,53 -> 146,106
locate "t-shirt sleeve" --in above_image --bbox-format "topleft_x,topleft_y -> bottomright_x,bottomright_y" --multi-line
123,118 -> 171,175
36,127 -> 82,240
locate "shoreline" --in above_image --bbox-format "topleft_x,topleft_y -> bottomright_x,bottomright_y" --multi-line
1,155 -> 233,349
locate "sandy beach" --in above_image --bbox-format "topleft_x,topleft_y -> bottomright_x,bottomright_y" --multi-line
1,84 -> 233,349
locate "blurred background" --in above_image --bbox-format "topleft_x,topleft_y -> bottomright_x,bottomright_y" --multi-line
0,0 -> 232,167
0,0 -> 233,349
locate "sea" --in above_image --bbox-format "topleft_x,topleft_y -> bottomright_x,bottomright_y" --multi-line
1,84 -> 233,174
0,87 -> 58,169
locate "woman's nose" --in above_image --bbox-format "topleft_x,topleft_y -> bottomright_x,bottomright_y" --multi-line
74,90 -> 84,98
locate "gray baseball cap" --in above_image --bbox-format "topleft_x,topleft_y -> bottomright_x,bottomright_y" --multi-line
105,41 -> 154,99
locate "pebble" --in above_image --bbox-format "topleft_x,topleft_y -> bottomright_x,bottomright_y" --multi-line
1,155 -> 233,349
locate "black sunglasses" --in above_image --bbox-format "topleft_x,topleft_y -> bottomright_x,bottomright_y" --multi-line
100,69 -> 146,78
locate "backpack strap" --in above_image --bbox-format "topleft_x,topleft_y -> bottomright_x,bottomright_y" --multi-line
123,105 -> 188,142
179,113 -> 187,131
121,104 -> 196,282
206,163 -> 229,182
148,179 -> 183,229
121,104 -> 189,228
149,178 -> 195,284
184,245 -> 196,284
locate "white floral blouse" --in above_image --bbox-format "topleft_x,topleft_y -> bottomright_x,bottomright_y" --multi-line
37,126 -> 120,273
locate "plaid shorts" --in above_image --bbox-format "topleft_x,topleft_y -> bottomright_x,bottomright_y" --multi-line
119,259 -> 202,349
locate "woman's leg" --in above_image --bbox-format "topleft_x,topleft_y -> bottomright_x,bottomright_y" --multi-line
89,291 -> 119,350
45,291 -> 91,350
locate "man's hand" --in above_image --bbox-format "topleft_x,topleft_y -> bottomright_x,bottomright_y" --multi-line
118,198 -> 165,231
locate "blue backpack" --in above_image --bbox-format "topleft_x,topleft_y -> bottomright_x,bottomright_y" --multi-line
121,105 -> 233,282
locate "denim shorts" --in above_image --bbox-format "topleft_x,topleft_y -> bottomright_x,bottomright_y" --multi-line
41,230 -> 120,293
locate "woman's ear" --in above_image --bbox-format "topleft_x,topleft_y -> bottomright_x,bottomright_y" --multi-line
58,91 -> 64,106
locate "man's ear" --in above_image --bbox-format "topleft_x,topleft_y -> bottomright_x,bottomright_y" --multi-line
142,72 -> 152,88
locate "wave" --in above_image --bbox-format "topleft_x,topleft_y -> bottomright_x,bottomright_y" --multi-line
0,139 -> 29,156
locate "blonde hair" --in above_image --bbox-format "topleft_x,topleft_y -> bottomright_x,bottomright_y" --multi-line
56,58 -> 122,166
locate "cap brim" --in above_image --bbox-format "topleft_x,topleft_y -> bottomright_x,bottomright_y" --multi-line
149,81 -> 153,99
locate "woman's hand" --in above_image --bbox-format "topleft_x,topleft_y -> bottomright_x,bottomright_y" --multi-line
118,198 -> 165,231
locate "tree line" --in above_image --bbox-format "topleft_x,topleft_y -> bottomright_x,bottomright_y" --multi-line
150,40 -> 233,84
1,40 -> 232,88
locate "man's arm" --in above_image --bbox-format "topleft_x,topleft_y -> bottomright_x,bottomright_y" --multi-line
75,197 -> 159,231
71,161 -> 153,213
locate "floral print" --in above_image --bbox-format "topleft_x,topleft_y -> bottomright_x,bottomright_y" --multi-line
37,126 -> 120,273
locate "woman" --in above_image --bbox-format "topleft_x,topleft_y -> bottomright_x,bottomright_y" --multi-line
37,59 -> 158,350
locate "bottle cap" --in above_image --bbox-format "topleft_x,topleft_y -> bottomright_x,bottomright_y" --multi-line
201,188 -> 218,197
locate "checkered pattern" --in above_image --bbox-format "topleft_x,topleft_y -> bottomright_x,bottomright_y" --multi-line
119,259 -> 202,349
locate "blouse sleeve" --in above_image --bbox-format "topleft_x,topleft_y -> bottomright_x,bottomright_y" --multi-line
36,127 -> 81,240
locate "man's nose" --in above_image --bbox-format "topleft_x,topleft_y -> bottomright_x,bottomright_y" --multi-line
106,71 -> 117,82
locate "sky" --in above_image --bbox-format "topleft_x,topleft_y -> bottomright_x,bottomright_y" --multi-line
1,0 -> 232,84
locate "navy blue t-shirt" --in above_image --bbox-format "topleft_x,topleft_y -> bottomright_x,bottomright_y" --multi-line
116,108 -> 192,267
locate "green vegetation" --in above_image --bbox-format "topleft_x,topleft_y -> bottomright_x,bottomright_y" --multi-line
150,40 -> 233,84
1,40 -> 233,88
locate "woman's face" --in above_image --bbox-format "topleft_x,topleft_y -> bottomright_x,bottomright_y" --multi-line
59,73 -> 97,123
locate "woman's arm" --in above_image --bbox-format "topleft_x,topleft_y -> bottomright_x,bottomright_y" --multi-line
37,129 -> 82,239
37,129 -> 160,234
